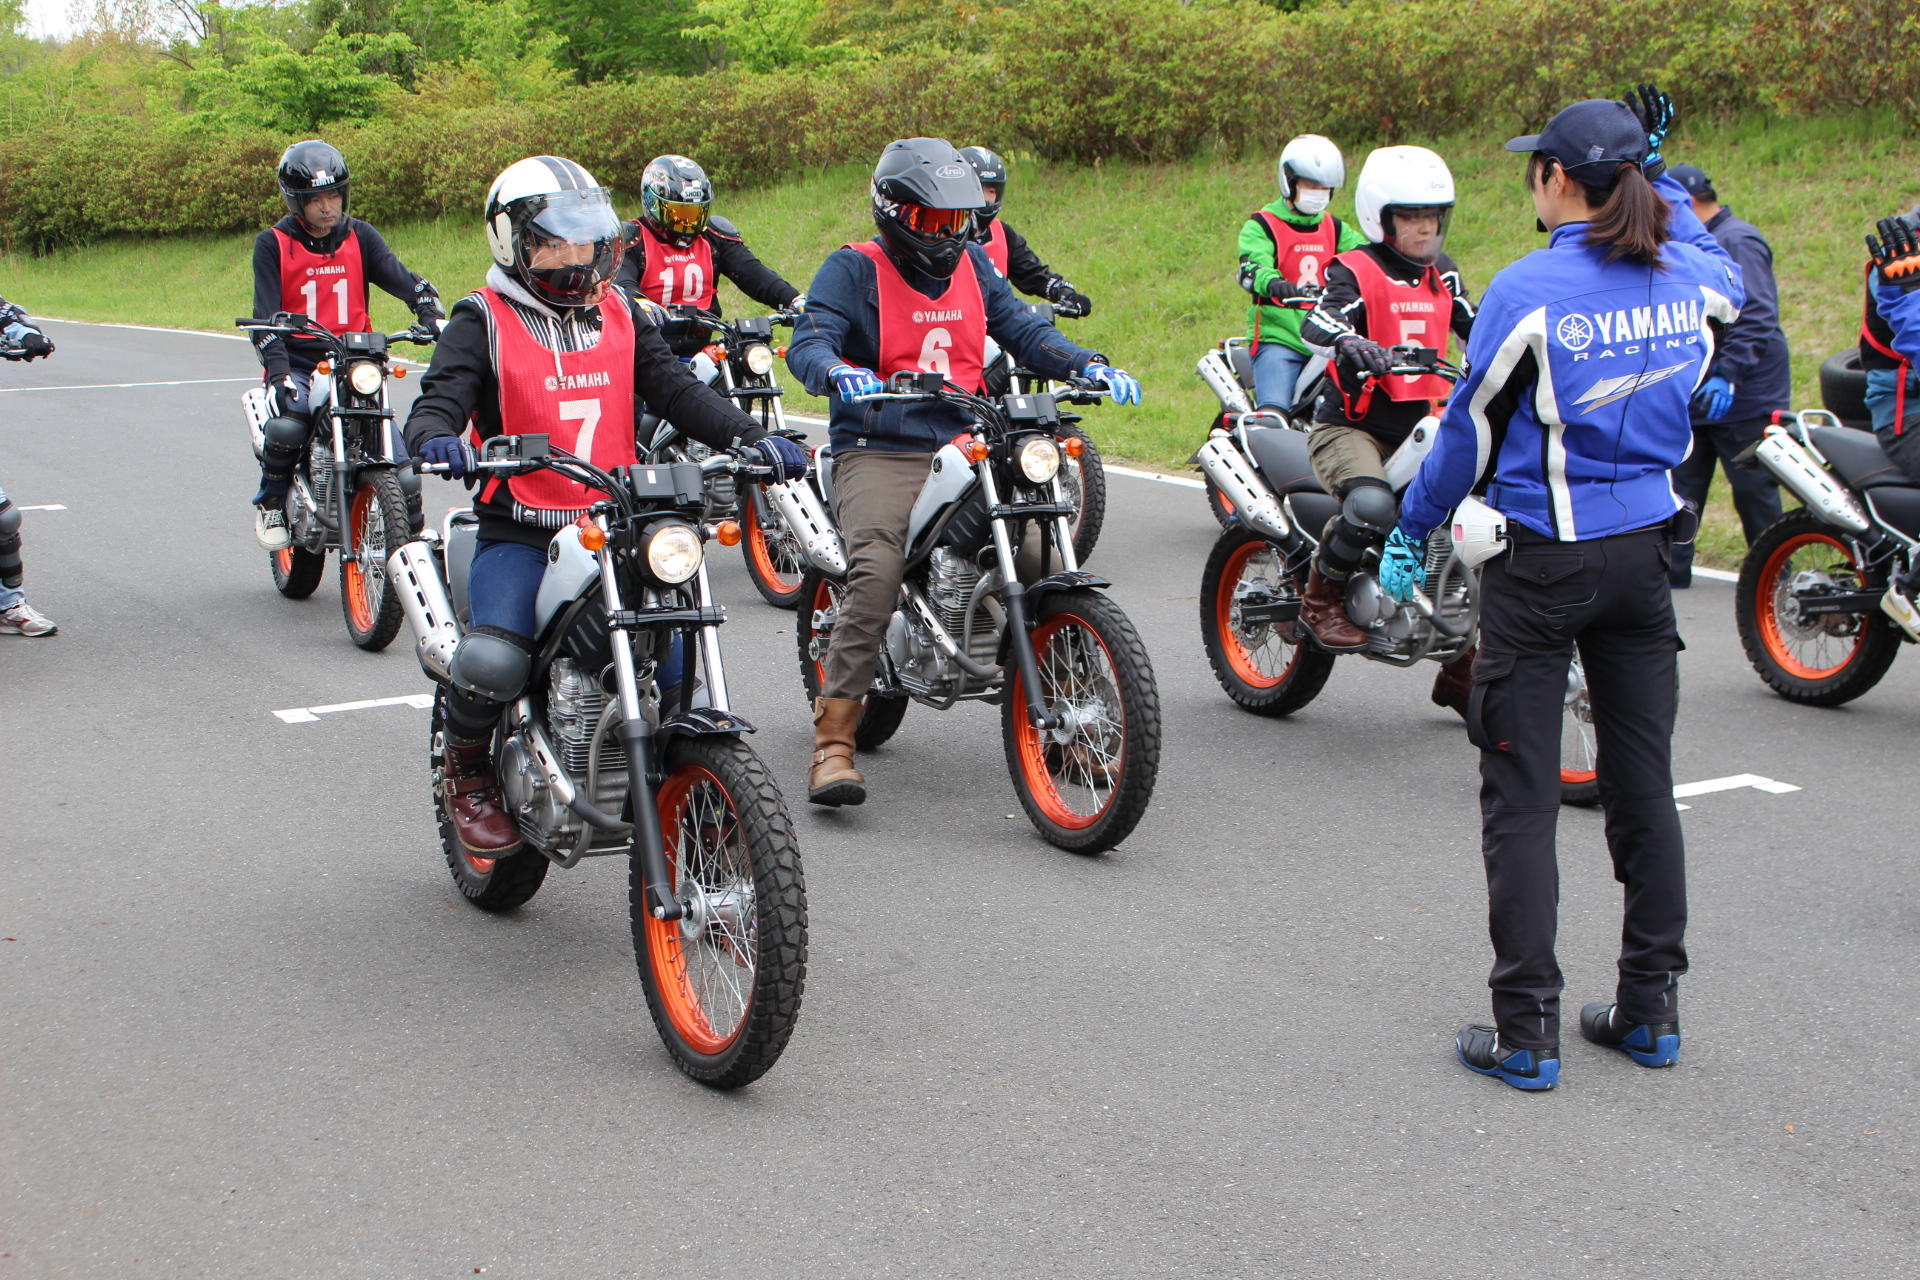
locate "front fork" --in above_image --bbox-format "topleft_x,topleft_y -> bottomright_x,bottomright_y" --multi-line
981,460 -> 1070,731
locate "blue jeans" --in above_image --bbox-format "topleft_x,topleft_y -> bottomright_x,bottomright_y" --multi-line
468,538 -> 687,691
1251,341 -> 1309,412
1864,367 -> 1918,432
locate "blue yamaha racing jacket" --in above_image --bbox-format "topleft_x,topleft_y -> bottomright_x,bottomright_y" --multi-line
1401,182 -> 1745,542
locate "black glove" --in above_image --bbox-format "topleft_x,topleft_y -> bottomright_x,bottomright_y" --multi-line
419,435 -> 475,478
1868,216 -> 1920,292
1265,279 -> 1319,305
1622,82 -> 1674,178
18,329 -> 53,360
1045,277 -> 1092,317
1333,333 -> 1392,378
270,375 -> 303,418
740,433 -> 809,482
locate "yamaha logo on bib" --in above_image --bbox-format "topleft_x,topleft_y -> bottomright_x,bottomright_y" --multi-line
1554,299 -> 1706,362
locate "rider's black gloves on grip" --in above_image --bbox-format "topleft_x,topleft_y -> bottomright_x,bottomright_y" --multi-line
1868,215 -> 1920,292
1334,333 -> 1392,378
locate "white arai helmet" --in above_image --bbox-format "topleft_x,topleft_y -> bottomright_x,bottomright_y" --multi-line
1352,145 -> 1456,266
1277,134 -> 1345,215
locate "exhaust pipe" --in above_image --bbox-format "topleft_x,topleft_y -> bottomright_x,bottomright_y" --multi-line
1195,434 -> 1291,541
388,539 -> 462,680
763,478 -> 847,576
242,384 -> 273,461
1754,429 -> 1870,534
1196,350 -> 1253,415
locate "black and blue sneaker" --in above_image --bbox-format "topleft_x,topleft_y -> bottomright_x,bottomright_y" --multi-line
1455,1024 -> 1559,1091
1579,1002 -> 1680,1068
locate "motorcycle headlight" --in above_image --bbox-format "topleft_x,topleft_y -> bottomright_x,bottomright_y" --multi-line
347,361 -> 383,396
743,343 -> 774,376
1018,437 -> 1062,483
644,521 -> 704,584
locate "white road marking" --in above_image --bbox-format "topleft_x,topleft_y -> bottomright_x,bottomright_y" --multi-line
38,316 -> 250,342
1672,772 -> 1800,810
18,504 -> 66,511
0,377 -> 257,393
273,693 -> 433,724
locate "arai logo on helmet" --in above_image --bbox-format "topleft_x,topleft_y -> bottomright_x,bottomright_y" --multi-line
1555,314 -> 1594,352
934,164 -> 967,180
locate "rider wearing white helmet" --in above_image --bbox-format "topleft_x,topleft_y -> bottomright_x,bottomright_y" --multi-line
402,155 -> 807,858
1296,145 -> 1476,670
1236,134 -> 1366,412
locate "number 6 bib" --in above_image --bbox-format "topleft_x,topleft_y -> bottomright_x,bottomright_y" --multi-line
849,239 -> 986,392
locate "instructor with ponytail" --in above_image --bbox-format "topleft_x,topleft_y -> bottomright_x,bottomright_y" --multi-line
1382,90 -> 1744,1091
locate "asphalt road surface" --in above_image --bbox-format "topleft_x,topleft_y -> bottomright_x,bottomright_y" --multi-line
4,320 -> 1916,1279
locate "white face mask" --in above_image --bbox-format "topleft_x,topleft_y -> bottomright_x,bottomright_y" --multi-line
1292,187 -> 1331,217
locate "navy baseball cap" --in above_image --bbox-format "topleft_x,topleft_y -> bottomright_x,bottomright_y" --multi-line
1666,163 -> 1715,199
1506,99 -> 1648,186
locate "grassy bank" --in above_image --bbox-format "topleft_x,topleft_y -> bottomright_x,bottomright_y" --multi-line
6,111 -> 1913,566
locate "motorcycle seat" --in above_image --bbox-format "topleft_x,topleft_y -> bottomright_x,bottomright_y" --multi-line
1244,425 -> 1327,498
1809,425 -> 1916,491
1285,491 -> 1341,540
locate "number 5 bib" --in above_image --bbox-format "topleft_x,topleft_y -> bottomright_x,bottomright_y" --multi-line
849,240 -> 986,393
477,289 -> 639,513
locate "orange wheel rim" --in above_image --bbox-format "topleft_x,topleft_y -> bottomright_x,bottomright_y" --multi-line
642,765 -> 753,1054
1756,531 -> 1865,680
275,547 -> 294,574
1560,766 -> 1598,786
1011,612 -> 1123,830
343,486 -> 376,631
464,851 -> 497,875
745,497 -> 803,592
807,577 -> 835,689
1217,489 -> 1237,516
1215,539 -> 1296,689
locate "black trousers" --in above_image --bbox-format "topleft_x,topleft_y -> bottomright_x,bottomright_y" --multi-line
1667,415 -> 1782,582
1467,525 -> 1688,1051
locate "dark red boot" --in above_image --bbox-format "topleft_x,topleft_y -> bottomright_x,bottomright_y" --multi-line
442,740 -> 523,855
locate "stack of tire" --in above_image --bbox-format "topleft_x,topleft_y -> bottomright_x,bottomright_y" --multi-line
1819,347 -> 1872,429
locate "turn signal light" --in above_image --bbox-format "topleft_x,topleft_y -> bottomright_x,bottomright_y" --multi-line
1062,435 -> 1086,458
964,440 -> 990,463
392,366 -> 407,378
578,524 -> 608,552
713,519 -> 742,547
774,345 -> 788,358
315,361 -> 332,375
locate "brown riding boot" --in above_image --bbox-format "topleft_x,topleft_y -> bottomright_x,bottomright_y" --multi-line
1298,567 -> 1367,651
809,697 -> 868,807
1431,645 -> 1476,721
442,740 -> 523,856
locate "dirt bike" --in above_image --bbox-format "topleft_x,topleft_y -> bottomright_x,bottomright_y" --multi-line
390,434 -> 807,1088
1734,408 -> 1919,705
1193,290 -> 1330,528
980,299 -> 1107,566
236,312 -> 437,650
795,371 -> 1162,853
632,304 -> 824,608
1193,347 -> 1600,806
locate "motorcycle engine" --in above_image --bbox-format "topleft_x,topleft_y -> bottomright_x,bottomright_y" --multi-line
1346,573 -> 1423,656
885,548 -> 1000,695
498,659 -> 628,850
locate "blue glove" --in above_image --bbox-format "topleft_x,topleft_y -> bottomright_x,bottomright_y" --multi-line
1692,375 -> 1734,421
1082,362 -> 1141,405
419,435 -> 475,478
745,434 -> 810,482
1377,527 -> 1425,603
827,363 -> 883,402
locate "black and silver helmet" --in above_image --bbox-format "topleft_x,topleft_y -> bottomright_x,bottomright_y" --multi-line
277,140 -> 350,222
640,154 -> 713,250
958,145 -> 1008,226
871,138 -> 983,279
484,156 -> 624,309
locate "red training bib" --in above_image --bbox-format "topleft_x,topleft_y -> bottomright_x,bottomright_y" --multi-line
848,240 -> 986,394
982,221 -> 1010,279
1255,211 -> 1337,290
275,226 -> 369,336
1338,248 -> 1452,403
632,222 -> 715,311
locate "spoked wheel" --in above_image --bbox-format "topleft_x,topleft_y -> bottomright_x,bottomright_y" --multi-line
741,486 -> 808,609
795,570 -> 909,749
1058,423 -> 1107,565
1002,587 -> 1160,854
1199,526 -> 1334,716
340,468 -> 409,651
636,735 -> 807,1090
1559,653 -> 1600,807
270,542 -> 326,599
1735,510 -> 1900,706
431,689 -> 548,911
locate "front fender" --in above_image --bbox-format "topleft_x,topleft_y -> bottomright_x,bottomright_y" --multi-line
1024,570 -> 1111,603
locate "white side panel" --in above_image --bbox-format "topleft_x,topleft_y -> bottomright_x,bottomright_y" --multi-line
904,445 -> 969,547
533,525 -> 601,633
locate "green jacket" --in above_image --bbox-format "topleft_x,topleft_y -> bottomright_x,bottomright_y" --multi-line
1238,200 -> 1367,352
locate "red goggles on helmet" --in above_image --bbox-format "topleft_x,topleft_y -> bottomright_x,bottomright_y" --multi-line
896,203 -> 972,237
